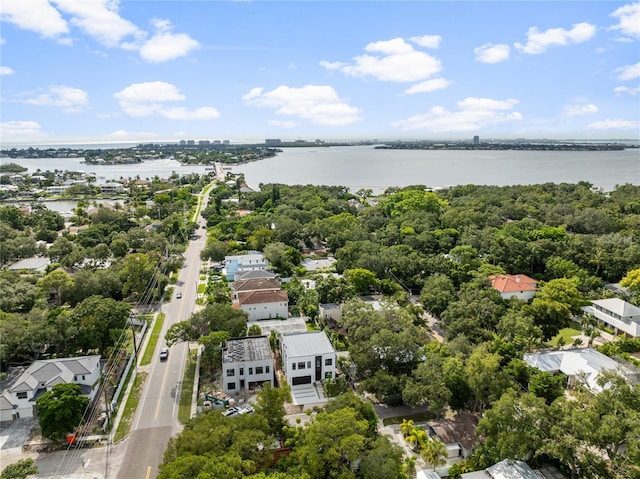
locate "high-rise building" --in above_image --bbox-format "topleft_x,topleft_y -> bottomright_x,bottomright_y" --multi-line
473,135 -> 480,146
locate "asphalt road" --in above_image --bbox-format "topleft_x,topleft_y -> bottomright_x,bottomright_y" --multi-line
115,197 -> 210,479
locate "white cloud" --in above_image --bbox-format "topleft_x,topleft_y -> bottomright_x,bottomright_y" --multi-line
0,0 -> 69,39
614,85 -> 640,96
53,0 -> 142,48
404,78 -> 451,94
475,43 -> 510,63
615,62 -> 640,81
138,19 -> 200,62
587,118 -> 640,130
565,103 -> 598,116
392,97 -> 522,132
24,85 -> 89,112
2,1 -> 198,62
114,81 -> 219,120
107,129 -> 159,139
609,2 -> 640,40
321,37 -> 441,83
410,35 -> 442,49
515,22 -> 596,54
0,66 -> 15,75
0,120 -> 45,138
243,84 -> 362,126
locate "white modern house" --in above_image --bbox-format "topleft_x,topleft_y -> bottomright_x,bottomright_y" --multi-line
224,251 -> 268,281
489,274 -> 538,301
3,355 -> 102,419
221,336 -> 275,393
524,348 -> 639,393
237,290 -> 288,322
281,331 -> 336,386
581,298 -> 640,338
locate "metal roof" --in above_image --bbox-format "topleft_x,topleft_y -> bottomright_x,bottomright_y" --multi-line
281,331 -> 335,357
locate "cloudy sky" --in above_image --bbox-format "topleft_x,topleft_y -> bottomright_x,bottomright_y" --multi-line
1,1 -> 639,145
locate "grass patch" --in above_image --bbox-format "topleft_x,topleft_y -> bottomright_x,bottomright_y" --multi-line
114,372 -> 147,442
178,349 -> 198,424
198,283 -> 206,294
141,313 -> 165,366
382,411 -> 437,426
546,327 -> 582,347
306,322 -> 320,331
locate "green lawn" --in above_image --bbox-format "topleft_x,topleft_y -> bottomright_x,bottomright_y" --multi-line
178,349 -> 198,424
141,313 -> 165,366
114,372 -> 147,442
546,327 -> 582,347
382,411 -> 437,426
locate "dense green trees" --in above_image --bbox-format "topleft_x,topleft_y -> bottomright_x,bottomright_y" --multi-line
36,383 -> 89,441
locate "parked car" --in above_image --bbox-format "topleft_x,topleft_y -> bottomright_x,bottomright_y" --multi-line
159,347 -> 169,361
238,405 -> 255,415
222,406 -> 241,417
176,291 -> 182,299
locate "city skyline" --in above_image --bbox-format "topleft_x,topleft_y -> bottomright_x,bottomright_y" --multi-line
1,1 -> 639,146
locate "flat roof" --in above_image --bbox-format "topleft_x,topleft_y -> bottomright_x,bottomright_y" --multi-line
222,336 -> 272,363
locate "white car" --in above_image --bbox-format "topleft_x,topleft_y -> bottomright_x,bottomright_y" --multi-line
176,291 -> 182,299
238,405 -> 255,415
222,407 -> 241,417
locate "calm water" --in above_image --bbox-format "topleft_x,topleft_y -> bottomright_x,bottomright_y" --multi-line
4,146 -> 639,193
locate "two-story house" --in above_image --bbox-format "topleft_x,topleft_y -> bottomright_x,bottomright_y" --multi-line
222,336 -> 275,394
280,331 -> 336,387
489,274 -> 538,301
3,355 -> 102,419
231,278 -> 282,301
224,251 -> 268,281
237,290 -> 289,322
581,298 -> 640,338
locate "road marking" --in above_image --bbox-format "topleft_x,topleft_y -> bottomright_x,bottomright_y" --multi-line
145,466 -> 152,479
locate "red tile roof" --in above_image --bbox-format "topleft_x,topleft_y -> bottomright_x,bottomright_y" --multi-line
490,274 -> 538,293
238,290 -> 288,305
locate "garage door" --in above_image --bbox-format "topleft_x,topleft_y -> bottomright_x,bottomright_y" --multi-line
292,376 -> 312,385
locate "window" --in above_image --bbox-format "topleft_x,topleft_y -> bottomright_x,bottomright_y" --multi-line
16,392 -> 27,400
255,366 -> 264,374
266,366 -> 270,373
325,358 -> 333,366
228,382 -> 236,390
239,368 -> 244,375
292,363 -> 296,370
249,368 -> 253,375
297,362 -> 306,370
226,369 -> 235,377
307,361 -> 311,369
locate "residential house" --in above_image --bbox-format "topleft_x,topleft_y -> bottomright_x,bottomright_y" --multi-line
224,251 -> 268,281
234,269 -> 278,281
99,182 -> 126,194
581,298 -> 640,338
489,274 -> 538,301
237,290 -> 288,322
319,303 -> 342,329
460,458 -> 565,478
231,278 -> 281,301
425,411 -> 480,461
7,256 -> 51,273
0,392 -> 16,422
280,331 -> 336,386
221,336 -> 275,394
524,348 -> 639,393
3,355 -> 102,419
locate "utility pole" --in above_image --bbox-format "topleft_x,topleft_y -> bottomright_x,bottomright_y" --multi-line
129,313 -> 139,367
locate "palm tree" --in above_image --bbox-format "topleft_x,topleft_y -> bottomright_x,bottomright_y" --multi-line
420,438 -> 448,471
406,426 -> 428,451
399,418 -> 415,438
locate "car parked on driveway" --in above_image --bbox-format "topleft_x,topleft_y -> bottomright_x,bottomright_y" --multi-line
238,405 -> 255,415
222,406 -> 241,417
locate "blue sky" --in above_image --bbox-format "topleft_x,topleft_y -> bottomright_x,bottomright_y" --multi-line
1,1 -> 639,145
